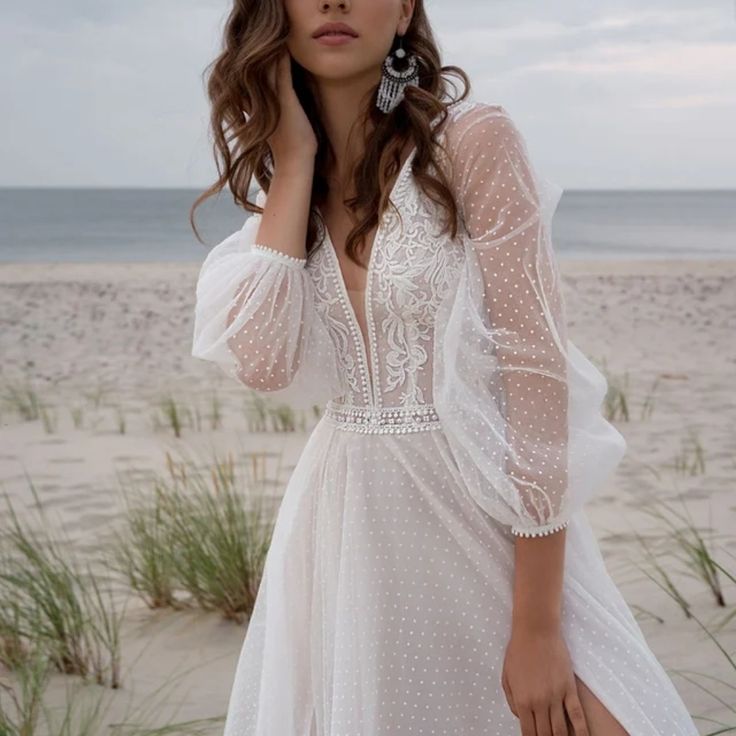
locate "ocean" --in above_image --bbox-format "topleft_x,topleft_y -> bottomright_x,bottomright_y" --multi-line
0,187 -> 734,262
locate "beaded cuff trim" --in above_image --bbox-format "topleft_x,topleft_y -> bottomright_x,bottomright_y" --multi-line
510,519 -> 569,538
324,401 -> 442,434
252,243 -> 307,268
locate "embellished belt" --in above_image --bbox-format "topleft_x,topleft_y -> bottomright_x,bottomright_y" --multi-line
323,401 -> 442,434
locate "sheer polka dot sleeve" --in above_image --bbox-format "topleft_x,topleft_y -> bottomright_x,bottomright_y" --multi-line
433,102 -> 626,537
191,188 -> 347,410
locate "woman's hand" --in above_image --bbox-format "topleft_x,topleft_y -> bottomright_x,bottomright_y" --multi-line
265,49 -> 318,168
502,626 -> 590,735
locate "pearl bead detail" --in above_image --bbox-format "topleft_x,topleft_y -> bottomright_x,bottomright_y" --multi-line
510,519 -> 569,537
325,401 -> 442,434
252,242 -> 307,268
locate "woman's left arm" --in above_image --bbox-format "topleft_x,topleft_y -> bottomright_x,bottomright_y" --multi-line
443,102 -> 595,733
505,532 -> 591,734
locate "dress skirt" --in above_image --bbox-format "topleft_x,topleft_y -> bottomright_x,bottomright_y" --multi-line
221,415 -> 698,736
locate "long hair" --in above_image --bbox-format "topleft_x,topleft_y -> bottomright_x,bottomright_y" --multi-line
190,0 -> 471,268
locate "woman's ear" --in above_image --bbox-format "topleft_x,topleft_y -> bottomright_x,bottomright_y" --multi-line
399,0 -> 415,32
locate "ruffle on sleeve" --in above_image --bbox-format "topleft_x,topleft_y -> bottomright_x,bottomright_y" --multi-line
191,188 -> 348,410
433,102 -> 626,537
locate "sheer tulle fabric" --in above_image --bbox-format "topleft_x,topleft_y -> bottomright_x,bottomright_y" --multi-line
218,421 -> 696,735
189,100 -> 697,736
191,189 -> 347,411
433,105 -> 626,536
192,105 -> 626,537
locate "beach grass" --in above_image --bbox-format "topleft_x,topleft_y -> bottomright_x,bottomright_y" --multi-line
640,376 -> 661,421
111,448 -> 276,623
639,495 -> 725,608
672,428 -> 707,476
0,482 -> 124,689
0,637 -> 225,735
597,361 -> 630,422
153,395 -> 190,439
631,495 -> 736,734
1,379 -> 43,422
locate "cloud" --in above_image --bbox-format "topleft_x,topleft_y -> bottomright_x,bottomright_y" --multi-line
518,41 -> 736,78
1,0 -> 734,188
635,93 -> 734,110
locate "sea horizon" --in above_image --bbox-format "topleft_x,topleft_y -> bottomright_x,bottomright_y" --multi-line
2,186 -> 734,263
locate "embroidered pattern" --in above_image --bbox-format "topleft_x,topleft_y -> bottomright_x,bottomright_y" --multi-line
309,101 -> 471,412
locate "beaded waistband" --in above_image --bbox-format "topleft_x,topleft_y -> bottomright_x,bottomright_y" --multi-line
324,401 -> 442,434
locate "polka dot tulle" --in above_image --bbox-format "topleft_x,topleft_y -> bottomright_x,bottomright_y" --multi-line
191,197 -> 348,411
191,100 -> 699,735
433,103 -> 626,538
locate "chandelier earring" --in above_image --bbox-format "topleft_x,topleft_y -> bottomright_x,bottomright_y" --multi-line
376,35 -> 419,113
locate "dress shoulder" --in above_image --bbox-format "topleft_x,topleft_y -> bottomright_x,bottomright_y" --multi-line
436,99 -> 517,197
441,98 -> 508,139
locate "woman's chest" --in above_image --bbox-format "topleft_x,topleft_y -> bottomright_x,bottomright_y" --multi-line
307,178 -> 465,332
304,179 -> 466,408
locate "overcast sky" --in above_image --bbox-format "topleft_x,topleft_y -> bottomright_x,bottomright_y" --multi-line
2,0 -> 735,189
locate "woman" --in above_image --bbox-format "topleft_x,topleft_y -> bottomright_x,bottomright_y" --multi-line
191,1 -> 699,734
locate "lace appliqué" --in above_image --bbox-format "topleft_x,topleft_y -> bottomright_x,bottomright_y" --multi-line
370,154 -> 465,408
307,240 -> 365,406
308,99 -> 471,410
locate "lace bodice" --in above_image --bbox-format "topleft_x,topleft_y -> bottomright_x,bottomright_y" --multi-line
191,99 -> 626,537
307,133 -> 466,411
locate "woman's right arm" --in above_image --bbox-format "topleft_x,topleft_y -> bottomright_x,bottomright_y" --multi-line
191,52 -> 346,408
248,48 -> 319,264
221,156 -> 316,391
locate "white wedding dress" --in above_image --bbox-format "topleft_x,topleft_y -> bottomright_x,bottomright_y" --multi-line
192,99 -> 698,735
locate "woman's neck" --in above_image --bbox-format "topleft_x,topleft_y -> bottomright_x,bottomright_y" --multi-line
314,72 -> 381,184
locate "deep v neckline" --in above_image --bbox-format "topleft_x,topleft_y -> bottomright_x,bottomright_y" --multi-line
318,144 -> 418,295
317,144 -> 418,406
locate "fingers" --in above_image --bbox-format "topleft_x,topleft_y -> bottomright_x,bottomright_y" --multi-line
503,669 -> 587,735
507,687 -> 580,736
549,701 -> 569,736
518,706 -> 536,736
533,706 -> 553,736
501,671 -> 518,718
519,700 -> 577,736
276,49 -> 293,103
565,685 -> 591,736
266,49 -> 289,101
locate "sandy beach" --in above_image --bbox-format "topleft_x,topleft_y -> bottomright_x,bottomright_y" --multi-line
1,258 -> 734,733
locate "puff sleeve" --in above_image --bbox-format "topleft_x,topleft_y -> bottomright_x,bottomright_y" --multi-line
191,188 -> 347,410
433,103 -> 626,537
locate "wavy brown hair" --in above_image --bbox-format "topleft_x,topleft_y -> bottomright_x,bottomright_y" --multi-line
190,0 -> 472,269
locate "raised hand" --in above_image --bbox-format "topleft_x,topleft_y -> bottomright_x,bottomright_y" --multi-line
265,49 -> 318,168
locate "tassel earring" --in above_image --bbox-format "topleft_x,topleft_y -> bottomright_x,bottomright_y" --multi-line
376,35 -> 419,113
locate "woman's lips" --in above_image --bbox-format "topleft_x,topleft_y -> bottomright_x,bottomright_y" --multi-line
314,33 -> 357,46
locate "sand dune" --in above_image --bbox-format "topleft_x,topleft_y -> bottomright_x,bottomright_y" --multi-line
0,259 -> 734,733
